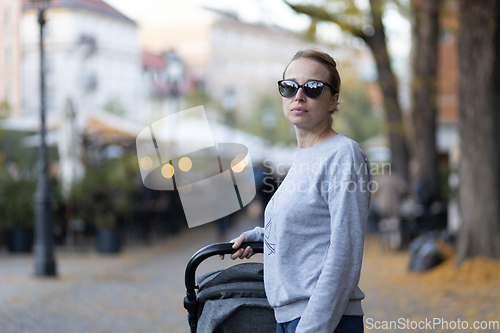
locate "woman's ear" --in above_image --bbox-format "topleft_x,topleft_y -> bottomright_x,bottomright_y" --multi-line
328,93 -> 339,113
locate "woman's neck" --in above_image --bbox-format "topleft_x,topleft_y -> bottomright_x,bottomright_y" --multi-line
295,124 -> 337,148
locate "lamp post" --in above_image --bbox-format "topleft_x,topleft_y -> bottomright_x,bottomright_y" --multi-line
31,0 -> 57,277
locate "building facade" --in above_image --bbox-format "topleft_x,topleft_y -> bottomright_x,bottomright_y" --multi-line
21,0 -> 144,122
436,0 -> 459,155
0,0 -> 22,118
142,50 -> 191,123
139,7 -> 345,122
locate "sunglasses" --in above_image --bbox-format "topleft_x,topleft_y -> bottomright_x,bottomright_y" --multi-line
277,79 -> 336,99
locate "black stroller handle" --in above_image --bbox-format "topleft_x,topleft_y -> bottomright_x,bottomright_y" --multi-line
184,241 -> 263,332
185,242 -> 264,298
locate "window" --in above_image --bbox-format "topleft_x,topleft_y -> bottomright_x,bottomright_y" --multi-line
46,87 -> 55,110
439,27 -> 454,45
4,39 -> 12,67
4,77 -> 12,104
4,7 -> 11,28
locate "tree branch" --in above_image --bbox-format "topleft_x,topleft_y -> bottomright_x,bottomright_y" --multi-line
284,1 -> 368,40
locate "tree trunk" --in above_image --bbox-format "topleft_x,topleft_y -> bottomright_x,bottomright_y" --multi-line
285,0 -> 410,181
410,0 -> 440,198
457,0 -> 500,263
364,0 -> 410,181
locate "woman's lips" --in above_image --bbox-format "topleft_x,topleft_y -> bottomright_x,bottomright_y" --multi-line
291,107 -> 308,114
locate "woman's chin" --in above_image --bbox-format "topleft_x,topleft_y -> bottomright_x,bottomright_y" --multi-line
287,115 -> 308,126
291,122 -> 314,132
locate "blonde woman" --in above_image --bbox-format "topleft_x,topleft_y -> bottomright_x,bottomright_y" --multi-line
222,49 -> 372,333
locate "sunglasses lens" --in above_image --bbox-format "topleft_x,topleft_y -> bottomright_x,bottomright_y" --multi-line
279,81 -> 298,97
303,81 -> 325,98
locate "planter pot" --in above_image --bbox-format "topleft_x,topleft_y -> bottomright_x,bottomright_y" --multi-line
7,227 -> 33,253
96,227 -> 121,253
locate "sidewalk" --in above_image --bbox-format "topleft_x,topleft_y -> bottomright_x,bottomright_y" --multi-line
0,217 -> 263,333
360,236 -> 500,333
1,219 -> 499,333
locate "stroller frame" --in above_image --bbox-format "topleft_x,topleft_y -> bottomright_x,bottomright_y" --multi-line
184,242 -> 264,333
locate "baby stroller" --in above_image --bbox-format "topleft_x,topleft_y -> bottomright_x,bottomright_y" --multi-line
184,242 -> 276,333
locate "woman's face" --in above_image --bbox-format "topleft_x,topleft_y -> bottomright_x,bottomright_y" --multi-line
282,58 -> 338,131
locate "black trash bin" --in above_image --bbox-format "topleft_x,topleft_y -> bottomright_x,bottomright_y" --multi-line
96,227 -> 121,253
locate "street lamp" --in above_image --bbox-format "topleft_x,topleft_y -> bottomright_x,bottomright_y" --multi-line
31,0 -> 57,277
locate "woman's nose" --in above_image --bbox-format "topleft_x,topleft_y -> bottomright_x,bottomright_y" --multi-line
294,87 -> 307,101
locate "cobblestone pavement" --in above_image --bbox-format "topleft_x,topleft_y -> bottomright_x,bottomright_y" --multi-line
0,218 -> 263,333
2,219 -> 499,333
360,237 -> 500,333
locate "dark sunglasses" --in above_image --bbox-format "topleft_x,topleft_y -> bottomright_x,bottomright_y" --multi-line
278,79 -> 336,99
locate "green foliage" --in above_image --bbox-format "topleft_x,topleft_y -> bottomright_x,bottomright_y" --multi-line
185,87 -> 297,145
0,168 -> 35,229
334,79 -> 383,143
95,213 -> 116,229
67,153 -> 138,228
184,86 -> 221,111
244,92 -> 296,145
284,0 -> 370,40
103,98 -> 126,117
0,100 -> 12,119
0,130 -> 58,230
0,130 -> 40,170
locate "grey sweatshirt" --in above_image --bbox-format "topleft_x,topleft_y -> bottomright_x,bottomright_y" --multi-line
244,133 -> 372,333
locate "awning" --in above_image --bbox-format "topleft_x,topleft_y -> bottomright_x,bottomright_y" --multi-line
1,108 -> 144,146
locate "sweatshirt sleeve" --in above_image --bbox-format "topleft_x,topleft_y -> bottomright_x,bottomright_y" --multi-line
295,150 -> 371,333
243,226 -> 265,242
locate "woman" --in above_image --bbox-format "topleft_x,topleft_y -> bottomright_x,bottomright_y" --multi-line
221,49 -> 372,333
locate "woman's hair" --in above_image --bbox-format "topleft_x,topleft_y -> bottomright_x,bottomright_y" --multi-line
283,49 -> 341,116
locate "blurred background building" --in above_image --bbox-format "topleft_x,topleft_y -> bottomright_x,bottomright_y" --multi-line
2,0 -> 369,141
436,0 -> 458,161
0,0 -> 22,118
139,6 -> 346,122
20,0 -> 144,122
0,0 -> 463,249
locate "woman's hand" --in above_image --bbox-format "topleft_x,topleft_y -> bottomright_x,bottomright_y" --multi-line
219,234 -> 254,260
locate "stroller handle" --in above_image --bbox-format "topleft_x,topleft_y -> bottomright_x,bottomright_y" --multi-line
184,242 -> 263,332
185,241 -> 264,299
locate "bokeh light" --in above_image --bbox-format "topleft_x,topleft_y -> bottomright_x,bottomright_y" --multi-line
231,157 -> 246,173
161,163 -> 174,178
179,156 -> 193,172
140,156 -> 153,170
234,153 -> 249,167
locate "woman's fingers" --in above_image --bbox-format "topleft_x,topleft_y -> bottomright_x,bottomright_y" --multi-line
239,246 -> 253,259
222,234 -> 250,260
245,247 -> 253,259
240,247 -> 248,259
230,248 -> 244,260
223,246 -> 253,260
231,234 -> 246,249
